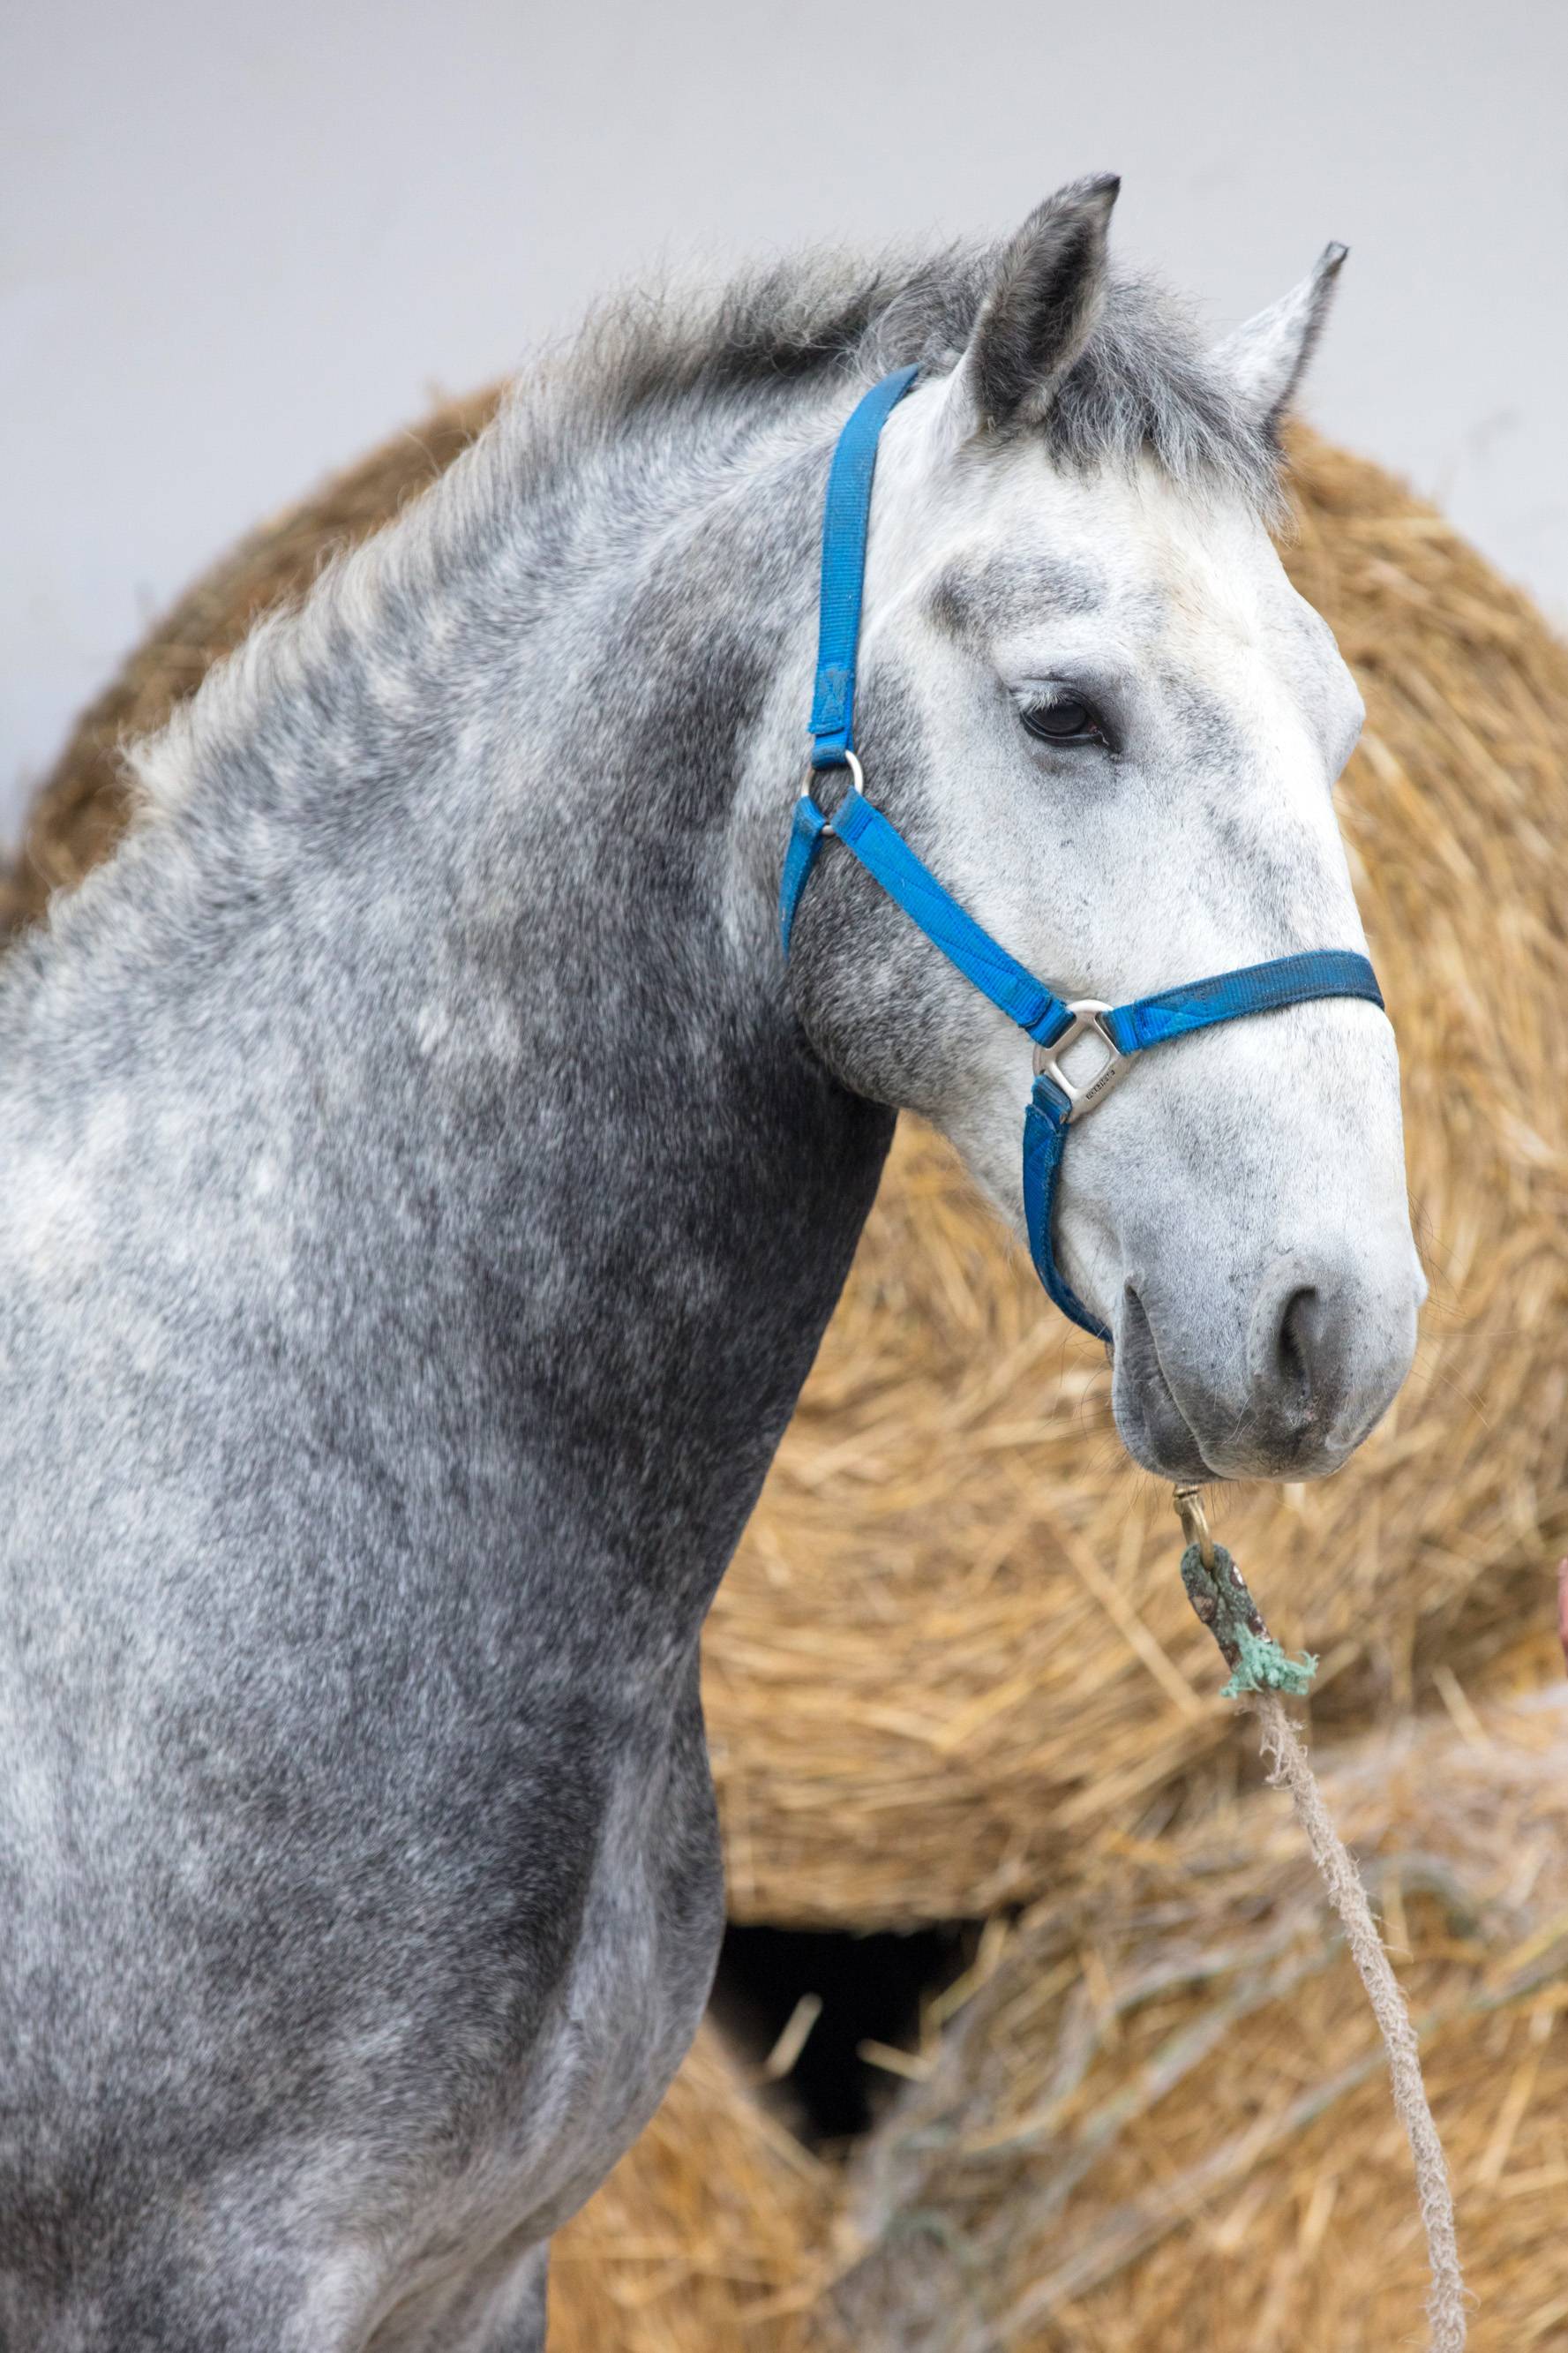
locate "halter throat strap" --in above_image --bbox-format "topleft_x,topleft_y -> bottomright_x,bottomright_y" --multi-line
779,369 -> 1386,1344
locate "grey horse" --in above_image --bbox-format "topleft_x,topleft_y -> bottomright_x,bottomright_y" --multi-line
0,177 -> 1421,2347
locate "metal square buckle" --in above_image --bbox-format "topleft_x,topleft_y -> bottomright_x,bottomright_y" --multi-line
1032,1000 -> 1128,1124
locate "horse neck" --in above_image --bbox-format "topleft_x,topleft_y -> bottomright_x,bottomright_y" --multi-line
33,377 -> 896,1633
488,415 -> 898,1616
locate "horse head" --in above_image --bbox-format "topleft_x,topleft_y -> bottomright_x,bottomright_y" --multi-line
785,177 -> 1423,1482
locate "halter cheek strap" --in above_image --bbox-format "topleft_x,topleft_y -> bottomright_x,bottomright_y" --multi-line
779,369 -> 1386,1344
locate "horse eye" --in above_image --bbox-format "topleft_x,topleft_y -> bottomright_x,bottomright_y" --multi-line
1020,695 -> 1104,745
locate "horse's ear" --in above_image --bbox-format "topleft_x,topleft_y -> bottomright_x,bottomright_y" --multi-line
1212,244 -> 1347,427
948,176 -> 1120,438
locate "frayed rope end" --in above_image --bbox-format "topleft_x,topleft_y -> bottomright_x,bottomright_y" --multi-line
1178,1542 -> 1317,1698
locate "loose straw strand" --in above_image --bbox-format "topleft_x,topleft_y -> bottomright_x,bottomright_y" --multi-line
1173,1488 -> 1467,2351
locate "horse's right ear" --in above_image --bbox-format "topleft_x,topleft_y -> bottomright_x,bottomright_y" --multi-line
946,176 -> 1120,440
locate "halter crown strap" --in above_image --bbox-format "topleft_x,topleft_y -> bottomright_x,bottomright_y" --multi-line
779,369 -> 1389,1343
807,364 -> 921,769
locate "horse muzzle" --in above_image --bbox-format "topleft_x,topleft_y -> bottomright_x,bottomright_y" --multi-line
1112,1246 -> 1424,1483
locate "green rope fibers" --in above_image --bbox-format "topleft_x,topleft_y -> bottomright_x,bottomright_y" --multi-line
1179,1541 -> 1317,1700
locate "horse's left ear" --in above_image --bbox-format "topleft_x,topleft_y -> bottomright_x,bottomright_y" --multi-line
946,175 -> 1121,438
1213,244 -> 1348,427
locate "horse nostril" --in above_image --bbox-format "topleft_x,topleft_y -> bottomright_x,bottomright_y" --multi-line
1267,1282 -> 1358,1444
1275,1285 -> 1322,1399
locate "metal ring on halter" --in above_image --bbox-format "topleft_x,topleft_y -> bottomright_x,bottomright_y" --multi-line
799,748 -> 865,835
1032,999 -> 1129,1124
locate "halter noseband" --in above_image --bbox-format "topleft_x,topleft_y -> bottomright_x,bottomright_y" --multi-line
778,366 -> 1386,1343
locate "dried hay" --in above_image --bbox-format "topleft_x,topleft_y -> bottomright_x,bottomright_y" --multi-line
549,2021 -> 829,2353
9,399 -> 1567,1927
828,1690 -> 1568,2352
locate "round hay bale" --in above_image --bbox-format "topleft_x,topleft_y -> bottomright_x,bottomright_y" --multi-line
11,399 -> 1567,1927
549,2021 -> 829,2353
827,1692 -> 1568,2352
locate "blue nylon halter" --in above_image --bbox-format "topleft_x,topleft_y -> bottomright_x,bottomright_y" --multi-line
778,367 -> 1386,1344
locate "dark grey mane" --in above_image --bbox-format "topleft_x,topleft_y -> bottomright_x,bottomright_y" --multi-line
565,241 -> 1286,511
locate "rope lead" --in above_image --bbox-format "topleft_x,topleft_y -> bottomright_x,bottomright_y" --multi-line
1172,1486 -> 1468,2352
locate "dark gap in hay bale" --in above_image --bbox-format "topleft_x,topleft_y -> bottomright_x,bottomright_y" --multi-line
709,1919 -> 982,2147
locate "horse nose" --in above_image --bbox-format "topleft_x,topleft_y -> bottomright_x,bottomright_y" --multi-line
1114,1250 -> 1421,1483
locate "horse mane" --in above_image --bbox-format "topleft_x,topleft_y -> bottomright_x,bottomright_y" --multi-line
117,237 -> 1282,834
551,238 -> 1286,513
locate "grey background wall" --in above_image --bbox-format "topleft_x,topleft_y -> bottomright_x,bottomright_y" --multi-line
5,0 -> 1564,846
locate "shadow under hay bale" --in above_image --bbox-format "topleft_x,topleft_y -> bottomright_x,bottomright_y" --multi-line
8,397 -> 1567,1930
828,1691 -> 1568,2353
